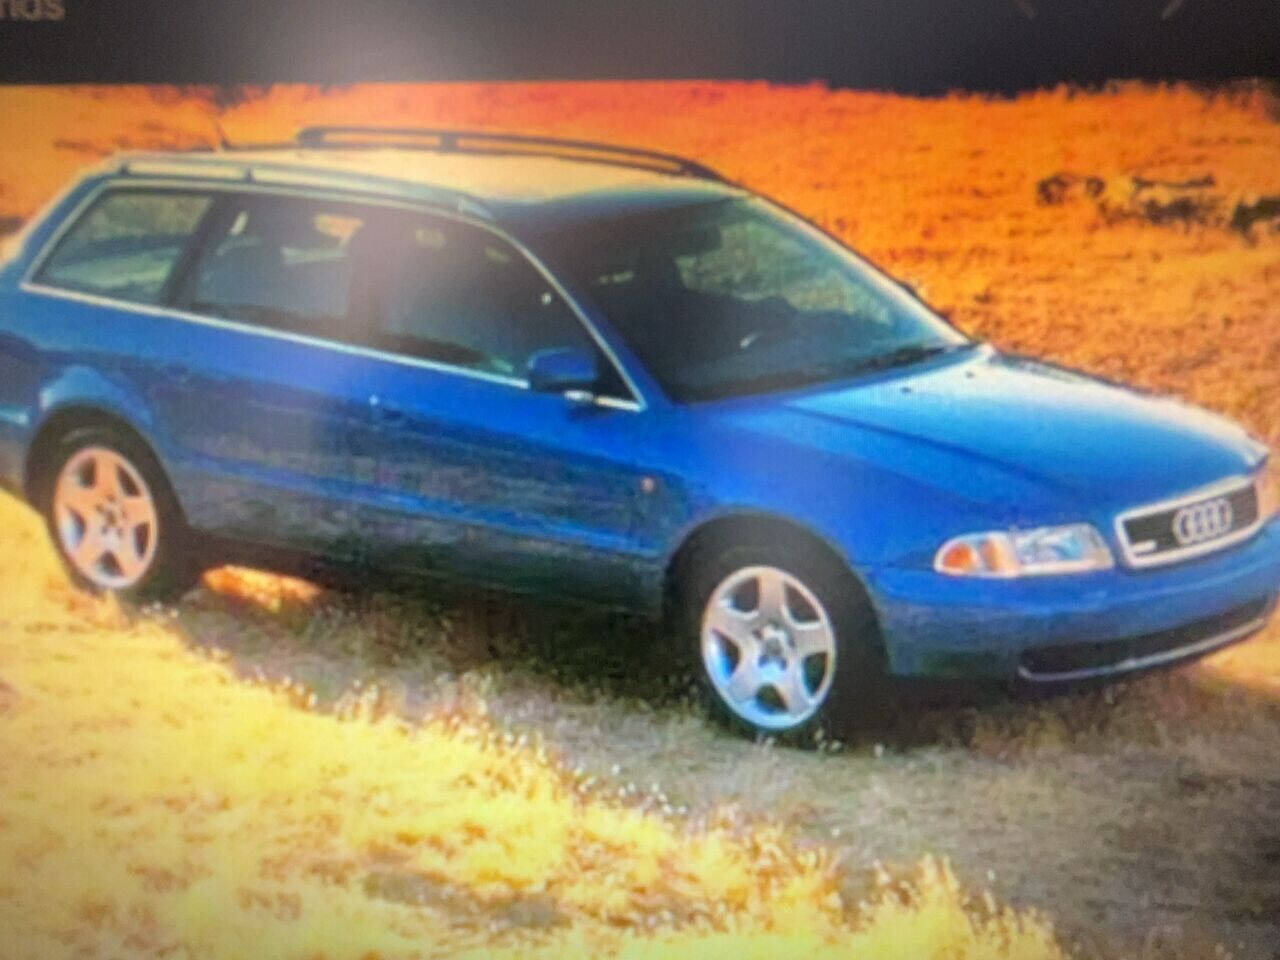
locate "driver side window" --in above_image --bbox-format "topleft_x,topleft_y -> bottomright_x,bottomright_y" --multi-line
353,214 -> 599,383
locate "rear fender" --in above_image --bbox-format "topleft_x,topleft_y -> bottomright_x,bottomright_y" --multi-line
21,366 -> 167,499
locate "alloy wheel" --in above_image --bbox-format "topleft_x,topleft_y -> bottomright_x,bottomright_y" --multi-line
700,564 -> 837,731
52,446 -> 160,590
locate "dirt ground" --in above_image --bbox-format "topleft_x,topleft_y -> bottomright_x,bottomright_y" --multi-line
3,81 -> 1280,957
155,564 -> 1278,959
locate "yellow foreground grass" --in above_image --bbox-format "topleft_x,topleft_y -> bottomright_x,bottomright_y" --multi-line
0,497 -> 1063,959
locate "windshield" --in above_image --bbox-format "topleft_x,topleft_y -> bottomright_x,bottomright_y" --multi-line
544,197 -> 969,402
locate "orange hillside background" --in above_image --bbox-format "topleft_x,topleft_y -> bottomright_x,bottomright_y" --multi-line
2,82 -> 1279,444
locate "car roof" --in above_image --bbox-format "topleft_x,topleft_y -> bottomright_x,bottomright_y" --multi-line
106,145 -> 746,235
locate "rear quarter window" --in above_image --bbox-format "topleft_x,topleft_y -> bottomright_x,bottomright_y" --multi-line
35,190 -> 212,305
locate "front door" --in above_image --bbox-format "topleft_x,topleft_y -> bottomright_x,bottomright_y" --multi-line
349,210 -> 660,605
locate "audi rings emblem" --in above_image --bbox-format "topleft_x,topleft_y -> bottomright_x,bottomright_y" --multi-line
1172,497 -> 1234,546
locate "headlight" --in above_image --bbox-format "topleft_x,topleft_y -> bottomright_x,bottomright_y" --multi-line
935,523 -> 1114,578
1256,458 -> 1280,521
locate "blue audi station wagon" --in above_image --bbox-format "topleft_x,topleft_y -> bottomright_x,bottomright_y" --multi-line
1,127 -> 1277,737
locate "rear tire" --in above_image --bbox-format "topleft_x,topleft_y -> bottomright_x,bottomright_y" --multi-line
37,425 -> 202,602
673,536 -> 888,745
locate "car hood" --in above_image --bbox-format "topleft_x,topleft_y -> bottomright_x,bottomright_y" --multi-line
714,348 -> 1263,513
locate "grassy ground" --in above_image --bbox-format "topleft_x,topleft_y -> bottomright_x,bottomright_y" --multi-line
0,493 -> 1066,959
178,563 -> 1280,959
2,81 -> 1280,957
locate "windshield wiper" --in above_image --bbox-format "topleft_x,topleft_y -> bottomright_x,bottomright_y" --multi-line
851,340 -> 971,373
679,340 -> 977,402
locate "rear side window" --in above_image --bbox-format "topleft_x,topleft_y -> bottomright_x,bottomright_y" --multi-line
36,190 -> 212,305
183,194 -> 368,341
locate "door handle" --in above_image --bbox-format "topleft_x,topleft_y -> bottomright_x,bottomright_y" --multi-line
368,394 -> 405,423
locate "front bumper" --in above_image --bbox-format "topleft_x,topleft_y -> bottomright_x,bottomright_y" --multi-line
866,515 -> 1280,681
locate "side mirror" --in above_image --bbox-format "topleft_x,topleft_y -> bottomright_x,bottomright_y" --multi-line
526,346 -> 600,399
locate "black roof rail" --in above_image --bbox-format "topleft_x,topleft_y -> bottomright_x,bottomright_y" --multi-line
293,126 -> 727,181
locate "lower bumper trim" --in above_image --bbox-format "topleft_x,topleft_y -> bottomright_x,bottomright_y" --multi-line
1016,606 -> 1269,683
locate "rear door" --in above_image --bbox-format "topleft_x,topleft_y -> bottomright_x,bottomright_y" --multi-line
150,189 -> 398,561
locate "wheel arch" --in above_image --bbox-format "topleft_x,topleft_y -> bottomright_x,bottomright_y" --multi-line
23,405 -> 173,512
662,510 -> 878,622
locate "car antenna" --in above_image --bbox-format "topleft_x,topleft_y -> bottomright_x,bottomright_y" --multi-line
212,121 -> 233,152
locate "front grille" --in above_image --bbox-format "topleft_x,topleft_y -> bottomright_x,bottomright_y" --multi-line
1116,477 -> 1259,568
1019,596 -> 1270,681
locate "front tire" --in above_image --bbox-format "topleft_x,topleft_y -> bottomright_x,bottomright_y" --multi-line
39,426 -> 201,602
675,538 -> 886,743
